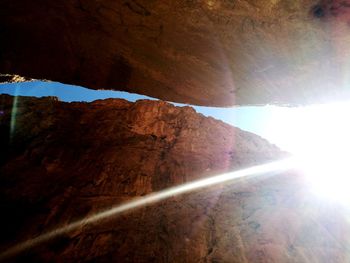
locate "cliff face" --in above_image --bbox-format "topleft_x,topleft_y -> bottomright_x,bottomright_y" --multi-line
0,94 -> 349,262
2,0 -> 350,106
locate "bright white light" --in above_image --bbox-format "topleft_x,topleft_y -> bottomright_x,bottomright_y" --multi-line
297,153 -> 350,202
264,102 -> 350,203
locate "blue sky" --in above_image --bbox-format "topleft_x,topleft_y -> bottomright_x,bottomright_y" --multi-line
0,81 -> 271,140
1,81 -> 338,155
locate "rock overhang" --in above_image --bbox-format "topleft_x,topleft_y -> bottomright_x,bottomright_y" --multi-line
1,0 -> 350,106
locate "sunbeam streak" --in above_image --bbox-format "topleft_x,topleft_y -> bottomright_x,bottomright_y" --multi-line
10,92 -> 19,141
0,158 -> 295,261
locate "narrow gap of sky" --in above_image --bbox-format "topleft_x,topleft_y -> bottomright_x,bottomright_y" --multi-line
0,81 -> 333,155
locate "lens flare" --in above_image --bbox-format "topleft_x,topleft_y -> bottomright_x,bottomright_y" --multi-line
296,152 -> 350,203
0,158 -> 295,260
268,102 -> 350,204
10,91 -> 19,141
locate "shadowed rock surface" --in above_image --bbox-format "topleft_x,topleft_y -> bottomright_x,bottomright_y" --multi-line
1,94 -> 350,262
2,0 -> 350,106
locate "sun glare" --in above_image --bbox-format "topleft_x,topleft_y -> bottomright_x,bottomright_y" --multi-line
284,102 -> 350,203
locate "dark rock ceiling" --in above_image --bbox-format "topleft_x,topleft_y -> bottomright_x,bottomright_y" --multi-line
1,0 -> 350,106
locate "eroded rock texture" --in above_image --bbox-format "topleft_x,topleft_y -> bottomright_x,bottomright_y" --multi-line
1,94 -> 350,262
2,0 -> 350,106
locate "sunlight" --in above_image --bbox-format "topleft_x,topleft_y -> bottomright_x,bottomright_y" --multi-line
280,102 -> 350,203
298,153 -> 350,203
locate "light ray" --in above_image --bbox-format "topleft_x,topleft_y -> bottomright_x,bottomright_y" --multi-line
0,158 -> 295,260
10,90 -> 19,141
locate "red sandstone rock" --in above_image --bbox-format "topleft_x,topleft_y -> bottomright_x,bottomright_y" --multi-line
0,95 -> 349,262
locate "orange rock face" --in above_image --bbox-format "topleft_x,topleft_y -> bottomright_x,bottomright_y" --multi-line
0,94 -> 350,262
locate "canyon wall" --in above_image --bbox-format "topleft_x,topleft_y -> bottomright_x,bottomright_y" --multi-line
2,0 -> 350,106
1,94 -> 350,262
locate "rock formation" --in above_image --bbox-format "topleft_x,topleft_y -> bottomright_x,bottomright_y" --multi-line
1,94 -> 350,262
2,0 -> 350,106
